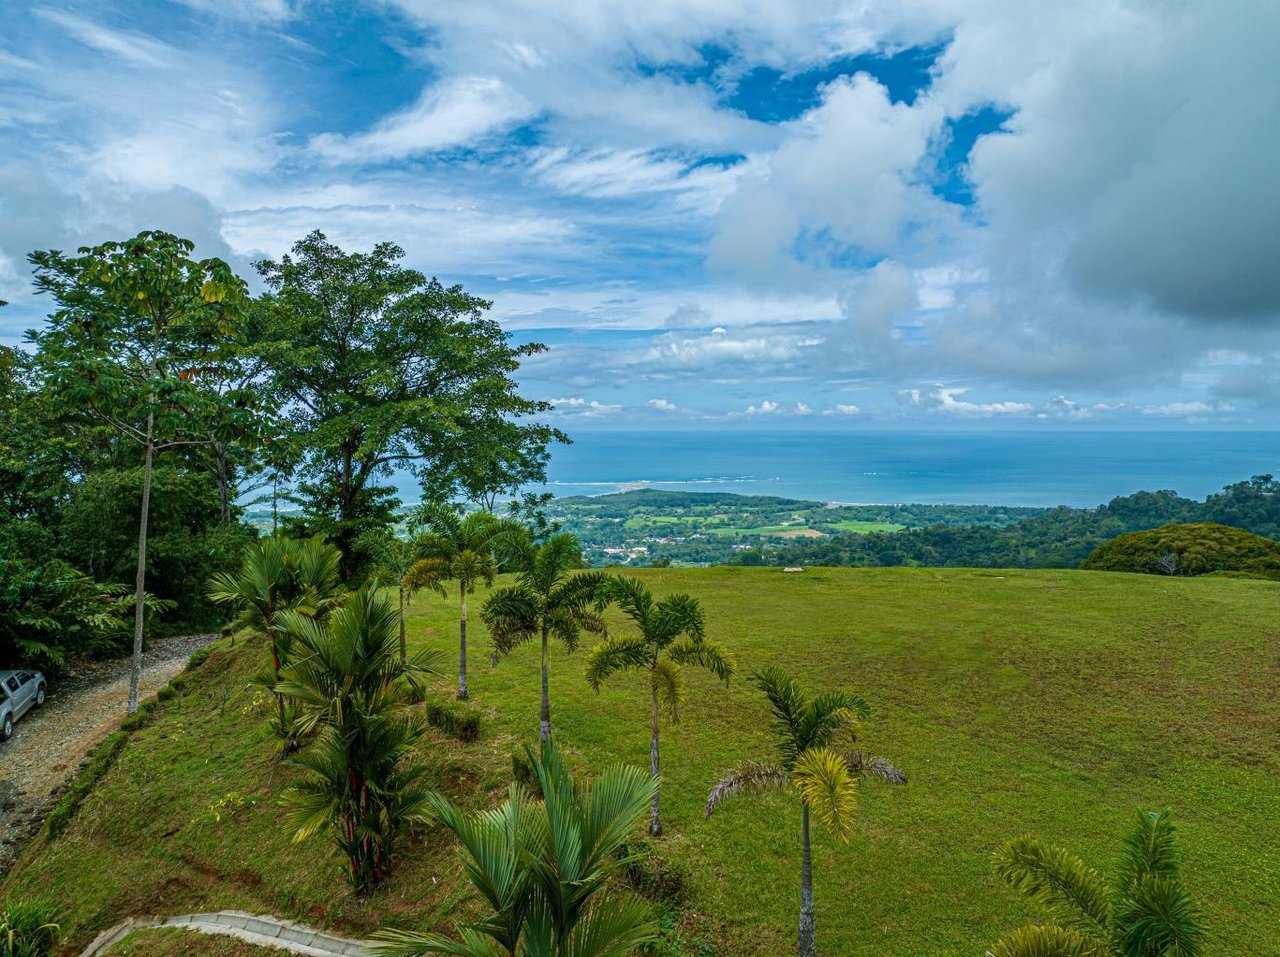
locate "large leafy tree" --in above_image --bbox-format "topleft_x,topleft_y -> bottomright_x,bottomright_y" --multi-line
705,667 -> 905,957
404,505 -> 513,700
987,808 -> 1205,957
483,530 -> 608,741
254,231 -> 556,577
275,588 -> 444,890
28,231 -> 262,713
586,576 -> 735,836
376,738 -> 659,957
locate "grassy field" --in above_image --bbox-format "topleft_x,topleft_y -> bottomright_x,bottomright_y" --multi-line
104,928 -> 283,956
6,567 -> 1278,955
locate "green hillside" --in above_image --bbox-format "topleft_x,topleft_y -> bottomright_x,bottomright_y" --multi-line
6,568 -> 1278,955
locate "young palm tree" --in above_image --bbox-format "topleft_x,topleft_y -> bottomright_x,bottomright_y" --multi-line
404,505 -> 510,700
987,808 -> 1205,957
207,535 -> 343,747
374,738 -> 659,957
705,667 -> 905,957
482,530 -> 608,741
357,529 -> 423,664
586,576 -> 735,836
274,587 -> 445,891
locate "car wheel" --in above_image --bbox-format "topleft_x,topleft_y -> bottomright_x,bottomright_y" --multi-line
2,716 -> 11,741
35,684 -> 46,706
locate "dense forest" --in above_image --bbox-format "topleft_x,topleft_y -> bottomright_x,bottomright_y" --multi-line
746,477 -> 1280,569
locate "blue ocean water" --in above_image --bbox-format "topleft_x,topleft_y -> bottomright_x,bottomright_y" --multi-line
522,430 -> 1279,508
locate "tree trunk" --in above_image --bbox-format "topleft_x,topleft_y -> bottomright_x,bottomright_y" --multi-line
215,441 -> 231,522
539,624 -> 551,742
457,583 -> 468,700
649,680 -> 662,836
398,585 -> 407,664
799,804 -> 816,957
127,414 -> 155,716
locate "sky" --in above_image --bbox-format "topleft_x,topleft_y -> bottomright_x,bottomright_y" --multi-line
1,0 -> 1278,430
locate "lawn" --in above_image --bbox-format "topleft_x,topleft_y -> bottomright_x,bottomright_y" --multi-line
6,568 -> 1278,955
825,519 -> 906,533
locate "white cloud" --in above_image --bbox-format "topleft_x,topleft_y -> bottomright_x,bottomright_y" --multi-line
35,9 -> 174,67
823,403 -> 861,416
310,77 -> 532,163
1141,401 -> 1234,418
548,396 -> 622,416
928,386 -> 1032,417
647,398 -> 679,411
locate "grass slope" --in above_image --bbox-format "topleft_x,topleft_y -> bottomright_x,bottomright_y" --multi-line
7,568 -> 1278,955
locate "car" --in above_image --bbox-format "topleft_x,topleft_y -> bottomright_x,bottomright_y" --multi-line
0,669 -> 47,741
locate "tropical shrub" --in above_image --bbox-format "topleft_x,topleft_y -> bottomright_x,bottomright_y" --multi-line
0,899 -> 59,957
423,698 -> 482,742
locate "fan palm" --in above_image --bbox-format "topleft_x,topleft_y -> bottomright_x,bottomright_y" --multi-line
586,576 -> 735,836
987,808 -> 1205,957
404,505 -> 512,699
274,587 -> 445,890
374,737 -> 659,957
207,535 -> 343,745
705,667 -> 905,957
482,530 -> 608,741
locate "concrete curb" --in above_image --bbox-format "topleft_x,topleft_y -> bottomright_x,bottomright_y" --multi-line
80,910 -> 377,956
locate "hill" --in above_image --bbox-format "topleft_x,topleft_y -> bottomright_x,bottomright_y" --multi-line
5,568 -> 1278,955
1082,522 -> 1280,579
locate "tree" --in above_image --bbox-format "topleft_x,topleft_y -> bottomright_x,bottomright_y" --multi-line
705,667 -> 905,957
420,417 -> 568,512
29,231 -> 262,714
404,505 -> 513,699
375,738 -> 659,957
253,231 -> 557,577
207,535 -> 344,748
275,588 -> 444,891
988,808 -> 1205,957
482,530 -> 608,741
586,576 -> 735,836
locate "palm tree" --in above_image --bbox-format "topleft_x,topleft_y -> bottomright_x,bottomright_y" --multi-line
275,587 -> 445,891
374,737 -> 659,957
482,530 -> 608,742
586,576 -> 735,836
705,667 -> 905,957
357,529 -> 423,664
404,505 -> 510,700
207,535 -> 343,746
987,808 -> 1205,957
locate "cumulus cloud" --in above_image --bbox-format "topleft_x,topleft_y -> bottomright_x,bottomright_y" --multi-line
920,386 -> 1032,417
648,398 -> 679,411
823,403 -> 861,416
548,396 -> 622,417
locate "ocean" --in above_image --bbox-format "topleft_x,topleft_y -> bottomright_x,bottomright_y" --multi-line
518,430 -> 1280,508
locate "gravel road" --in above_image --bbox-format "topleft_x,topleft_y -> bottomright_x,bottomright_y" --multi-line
0,633 -> 218,873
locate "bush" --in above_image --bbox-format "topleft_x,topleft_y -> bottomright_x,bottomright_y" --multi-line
1081,522 -> 1280,579
0,899 -> 59,956
46,732 -> 128,838
618,838 -> 691,906
185,647 -> 211,671
424,698 -> 482,741
119,698 -> 158,733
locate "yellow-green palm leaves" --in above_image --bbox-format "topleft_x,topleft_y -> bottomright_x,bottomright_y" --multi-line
988,809 -> 1205,957
586,575 -> 734,835
705,667 -> 904,957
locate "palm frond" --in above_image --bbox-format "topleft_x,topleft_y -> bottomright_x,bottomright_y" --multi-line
985,924 -> 1103,957
584,634 -> 651,690
791,746 -> 858,841
845,750 -> 907,785
994,837 -> 1112,936
1113,808 -> 1181,894
563,896 -> 659,957
666,636 -> 735,684
651,658 -> 685,722
1113,875 -> 1205,957
704,760 -> 789,818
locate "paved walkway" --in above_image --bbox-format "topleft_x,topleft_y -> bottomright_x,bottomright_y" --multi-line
80,911 -> 377,957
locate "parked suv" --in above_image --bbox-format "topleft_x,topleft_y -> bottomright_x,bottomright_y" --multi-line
0,669 -> 47,741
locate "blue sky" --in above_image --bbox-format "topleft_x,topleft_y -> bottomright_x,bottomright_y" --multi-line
1,0 -> 1278,429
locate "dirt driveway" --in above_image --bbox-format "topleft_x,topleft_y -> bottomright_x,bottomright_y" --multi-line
0,633 -> 217,873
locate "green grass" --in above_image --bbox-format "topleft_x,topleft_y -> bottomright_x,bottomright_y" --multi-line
104,928 -> 286,955
825,519 -> 905,533
6,568 -> 1278,955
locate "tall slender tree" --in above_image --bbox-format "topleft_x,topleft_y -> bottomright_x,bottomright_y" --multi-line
29,231 -> 262,714
586,576 -> 735,836
705,667 -> 905,957
404,505 -> 514,699
987,808 -> 1205,957
482,530 -> 608,741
